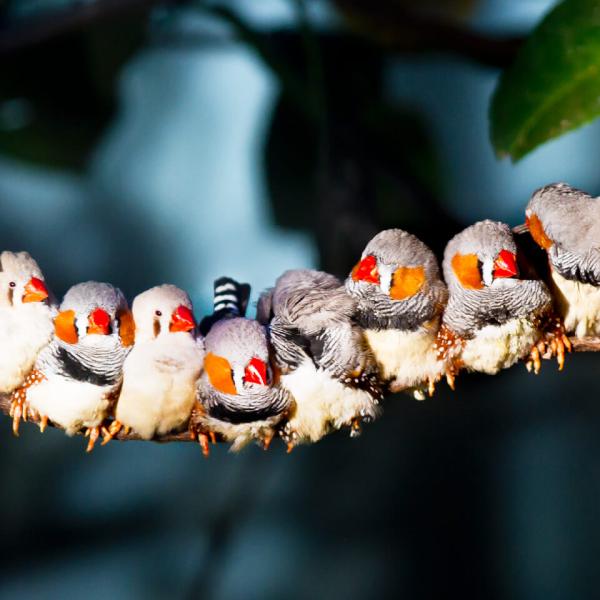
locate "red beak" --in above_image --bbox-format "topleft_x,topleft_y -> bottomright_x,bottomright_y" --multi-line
88,308 -> 111,335
244,357 -> 268,386
22,277 -> 49,303
493,249 -> 518,279
169,305 -> 195,332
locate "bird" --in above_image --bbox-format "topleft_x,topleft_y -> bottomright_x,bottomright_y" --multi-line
344,229 -> 448,399
0,251 -> 55,395
105,284 -> 204,441
257,269 -> 382,449
10,281 -> 134,450
191,277 -> 293,455
526,182 -> 600,339
437,220 -> 563,382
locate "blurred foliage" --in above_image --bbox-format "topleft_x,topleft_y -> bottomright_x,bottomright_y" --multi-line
490,0 -> 600,161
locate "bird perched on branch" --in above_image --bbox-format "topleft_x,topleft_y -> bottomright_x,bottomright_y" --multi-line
0,251 -> 55,394
10,281 -> 134,451
437,220 -> 567,382
106,285 -> 204,441
191,277 -> 292,455
345,229 -> 447,398
526,182 -> 600,338
257,269 -> 382,449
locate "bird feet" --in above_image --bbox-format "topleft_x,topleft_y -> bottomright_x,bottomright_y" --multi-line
100,420 -> 130,446
83,426 -> 103,453
526,319 -> 572,373
9,369 -> 45,435
189,428 -> 217,457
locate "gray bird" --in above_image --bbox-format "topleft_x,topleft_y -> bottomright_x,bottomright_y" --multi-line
526,182 -> 600,338
345,229 -> 448,398
10,281 -> 134,450
438,220 -> 559,381
192,277 -> 293,455
257,269 -> 382,448
0,251 -> 55,395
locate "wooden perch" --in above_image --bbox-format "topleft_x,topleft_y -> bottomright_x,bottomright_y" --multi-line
0,335 -> 598,446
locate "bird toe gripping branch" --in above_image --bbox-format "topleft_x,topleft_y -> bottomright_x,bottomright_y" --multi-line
1,182 -> 599,454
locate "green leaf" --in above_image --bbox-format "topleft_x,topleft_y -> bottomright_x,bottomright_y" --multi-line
490,0 -> 600,161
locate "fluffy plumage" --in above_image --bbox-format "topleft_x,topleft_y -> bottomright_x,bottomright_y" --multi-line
114,285 -> 204,440
345,229 -> 447,397
440,220 -> 554,376
526,182 -> 600,336
258,269 -> 381,446
0,251 -> 55,393
12,281 -> 132,449
193,279 -> 292,453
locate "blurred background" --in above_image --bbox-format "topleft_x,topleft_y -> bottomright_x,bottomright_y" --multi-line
2,1 -> 600,598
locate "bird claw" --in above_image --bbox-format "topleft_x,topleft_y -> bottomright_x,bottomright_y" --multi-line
198,433 -> 210,457
38,415 -> 48,433
350,418 -> 362,438
84,426 -> 101,453
445,371 -> 456,391
262,431 -> 274,451
526,345 -> 542,375
533,319 -> 572,372
100,420 -> 126,445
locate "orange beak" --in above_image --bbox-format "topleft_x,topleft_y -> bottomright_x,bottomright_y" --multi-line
493,249 -> 518,279
169,305 -> 195,332
22,277 -> 49,303
87,308 -> 111,335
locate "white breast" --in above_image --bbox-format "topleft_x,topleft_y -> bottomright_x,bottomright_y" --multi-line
461,318 -> 539,375
27,376 -> 112,435
116,336 -> 204,439
364,326 -> 442,391
0,304 -> 54,393
281,360 -> 379,444
550,269 -> 600,337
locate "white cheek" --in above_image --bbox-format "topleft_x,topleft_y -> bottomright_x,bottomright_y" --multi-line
379,266 -> 393,295
482,260 -> 493,287
233,369 -> 244,391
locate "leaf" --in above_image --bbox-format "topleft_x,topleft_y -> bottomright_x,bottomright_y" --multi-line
490,0 -> 600,161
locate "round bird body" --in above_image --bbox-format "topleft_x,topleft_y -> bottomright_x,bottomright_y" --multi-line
526,183 -> 600,338
258,269 -> 382,447
113,285 -> 204,440
438,220 -> 559,379
11,281 -> 133,450
194,316 -> 292,452
0,251 -> 55,393
345,229 -> 448,398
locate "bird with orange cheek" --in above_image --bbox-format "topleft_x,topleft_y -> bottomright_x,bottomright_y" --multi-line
526,183 -> 600,339
0,251 -> 55,396
107,285 -> 204,441
10,281 -> 134,450
192,277 -> 292,455
345,229 -> 448,399
436,220 -> 564,384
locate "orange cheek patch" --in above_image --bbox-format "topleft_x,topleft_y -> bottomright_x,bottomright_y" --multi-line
54,310 -> 79,344
118,309 -> 136,347
451,253 -> 483,290
526,213 -> 553,250
390,266 -> 425,300
205,352 -> 237,395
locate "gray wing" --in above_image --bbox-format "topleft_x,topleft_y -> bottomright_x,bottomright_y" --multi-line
550,245 -> 600,286
256,288 -> 274,325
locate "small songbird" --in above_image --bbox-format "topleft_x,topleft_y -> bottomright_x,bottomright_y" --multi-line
107,285 -> 204,441
0,251 -> 55,394
10,281 -> 134,450
526,182 -> 600,338
192,277 -> 292,455
345,229 -> 448,398
257,269 -> 382,448
437,220 -> 564,381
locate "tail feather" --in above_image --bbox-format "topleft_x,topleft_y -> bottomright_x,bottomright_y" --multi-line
200,277 -> 251,336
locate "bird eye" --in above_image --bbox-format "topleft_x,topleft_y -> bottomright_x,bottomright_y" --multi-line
9,281 -> 15,288
155,310 -> 162,317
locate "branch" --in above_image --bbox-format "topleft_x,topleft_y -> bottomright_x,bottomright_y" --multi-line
0,336 -> 598,445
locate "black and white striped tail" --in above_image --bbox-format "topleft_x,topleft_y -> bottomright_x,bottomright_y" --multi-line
200,277 -> 251,335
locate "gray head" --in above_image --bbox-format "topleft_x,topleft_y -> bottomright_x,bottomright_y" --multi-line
443,221 -> 519,291
0,251 -> 52,309
54,281 -> 132,347
526,182 -> 600,253
271,269 -> 341,312
132,284 -> 196,343
345,229 -> 447,330
203,317 -> 272,395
